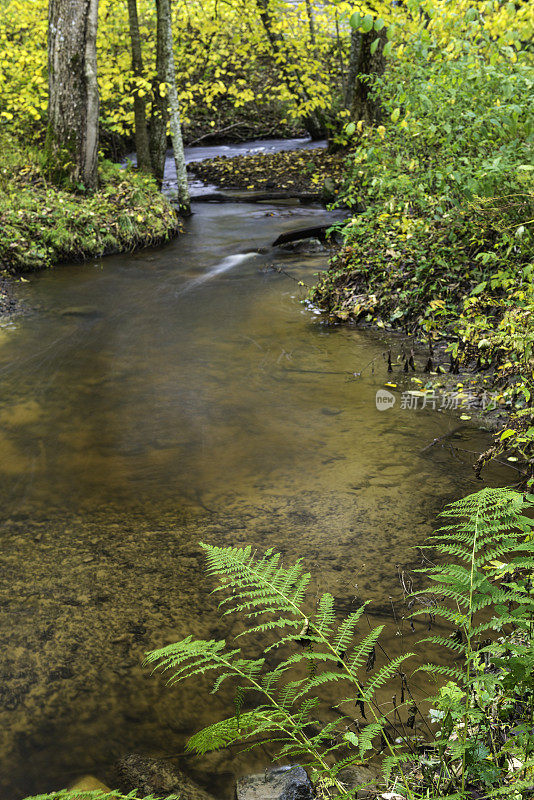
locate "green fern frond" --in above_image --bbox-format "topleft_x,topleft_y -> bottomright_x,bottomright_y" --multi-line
333,605 -> 368,652
417,634 -> 467,654
187,708 -> 287,754
347,627 -> 384,673
361,655 -> 411,701
314,592 -> 336,636
417,663 -> 465,681
357,721 -> 386,759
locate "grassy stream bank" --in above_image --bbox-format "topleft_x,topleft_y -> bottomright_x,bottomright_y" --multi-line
0,134 -> 180,296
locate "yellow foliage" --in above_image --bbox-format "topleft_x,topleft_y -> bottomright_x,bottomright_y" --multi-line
0,0 -> 531,141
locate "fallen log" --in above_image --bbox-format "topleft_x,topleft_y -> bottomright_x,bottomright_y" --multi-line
188,190 -> 322,204
272,224 -> 331,247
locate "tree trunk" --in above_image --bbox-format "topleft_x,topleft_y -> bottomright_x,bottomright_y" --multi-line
127,0 -> 152,173
345,28 -> 361,109
157,0 -> 190,214
304,0 -> 315,45
46,0 -> 100,189
149,1 -> 169,187
350,28 -> 387,126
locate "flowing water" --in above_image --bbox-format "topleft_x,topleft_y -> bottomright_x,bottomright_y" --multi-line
0,141 -> 512,798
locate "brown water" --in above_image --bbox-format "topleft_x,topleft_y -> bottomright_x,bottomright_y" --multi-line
0,168 -> 512,798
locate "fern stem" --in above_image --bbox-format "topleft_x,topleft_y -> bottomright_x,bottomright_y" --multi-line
460,494 -> 481,797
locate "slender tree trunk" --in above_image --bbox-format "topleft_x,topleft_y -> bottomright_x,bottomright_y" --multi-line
345,27 -> 361,109
335,11 -> 346,102
127,0 -> 152,172
157,0 -> 190,214
304,0 -> 315,45
149,2 -> 169,187
255,0 -> 324,140
46,0 -> 100,189
350,28 -> 387,125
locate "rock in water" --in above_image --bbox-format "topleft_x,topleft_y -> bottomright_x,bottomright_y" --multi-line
236,766 -> 313,800
67,775 -> 114,795
115,754 -> 217,800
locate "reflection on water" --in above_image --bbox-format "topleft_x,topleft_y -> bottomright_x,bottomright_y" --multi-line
0,199 -> 511,798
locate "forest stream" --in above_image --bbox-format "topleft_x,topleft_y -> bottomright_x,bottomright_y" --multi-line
0,140 -> 513,798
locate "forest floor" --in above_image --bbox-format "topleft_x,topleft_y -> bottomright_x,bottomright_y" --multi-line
188,147 -> 349,200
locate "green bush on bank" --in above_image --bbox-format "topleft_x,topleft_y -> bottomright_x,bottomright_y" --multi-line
0,134 -> 180,274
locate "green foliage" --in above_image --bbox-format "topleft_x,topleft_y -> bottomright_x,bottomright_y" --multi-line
403,487 -> 534,796
19,489 -> 534,800
311,0 -> 534,471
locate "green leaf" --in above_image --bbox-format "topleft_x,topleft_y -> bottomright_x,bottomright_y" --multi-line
391,107 -> 400,123
370,38 -> 379,55
374,17 -> 385,31
383,41 -> 393,57
361,14 -> 373,33
345,122 -> 356,136
349,11 -> 361,29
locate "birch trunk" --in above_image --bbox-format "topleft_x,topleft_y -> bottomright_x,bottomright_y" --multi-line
157,0 -> 190,214
47,0 -> 100,189
127,0 -> 152,173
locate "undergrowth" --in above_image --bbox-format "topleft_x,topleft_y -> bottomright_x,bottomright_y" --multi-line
0,132 -> 180,274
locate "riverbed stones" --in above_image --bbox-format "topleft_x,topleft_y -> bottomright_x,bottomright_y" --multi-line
115,754 -> 217,800
236,766 -> 314,800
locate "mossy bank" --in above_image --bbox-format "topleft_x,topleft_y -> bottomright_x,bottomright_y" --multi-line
0,133 -> 180,281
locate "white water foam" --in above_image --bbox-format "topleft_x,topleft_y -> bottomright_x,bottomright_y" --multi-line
177,252 -> 255,296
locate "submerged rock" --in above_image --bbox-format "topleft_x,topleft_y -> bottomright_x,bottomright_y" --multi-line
236,766 -> 314,800
278,238 -> 327,254
115,754 -> 217,800
60,306 -> 102,318
67,775 -> 114,794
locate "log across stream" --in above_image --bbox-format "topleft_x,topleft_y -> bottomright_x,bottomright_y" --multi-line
0,140 -> 512,798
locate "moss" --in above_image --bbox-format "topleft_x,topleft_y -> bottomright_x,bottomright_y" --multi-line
0,133 -> 181,274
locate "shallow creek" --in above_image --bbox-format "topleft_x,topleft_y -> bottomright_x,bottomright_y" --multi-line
0,140 -> 511,798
